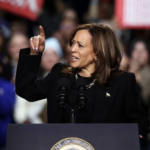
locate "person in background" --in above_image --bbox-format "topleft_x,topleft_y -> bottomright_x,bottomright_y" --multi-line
60,9 -> 78,40
53,9 -> 78,61
8,32 -> 29,84
0,28 -> 9,63
13,95 -> 47,124
39,37 -> 63,77
128,39 -> 150,148
128,39 -> 150,84
0,59 -> 15,150
7,32 -> 46,124
10,20 -> 27,35
128,39 -> 150,110
0,26 -> 15,150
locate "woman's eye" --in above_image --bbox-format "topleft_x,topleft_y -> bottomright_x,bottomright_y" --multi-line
71,41 -> 74,46
79,44 -> 83,47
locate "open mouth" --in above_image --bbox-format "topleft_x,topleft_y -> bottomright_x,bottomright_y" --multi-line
71,56 -> 79,61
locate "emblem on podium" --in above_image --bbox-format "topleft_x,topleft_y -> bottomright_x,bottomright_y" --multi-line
51,137 -> 94,150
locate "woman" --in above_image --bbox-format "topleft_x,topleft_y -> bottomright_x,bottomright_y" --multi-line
16,24 -> 149,141
128,39 -> 150,147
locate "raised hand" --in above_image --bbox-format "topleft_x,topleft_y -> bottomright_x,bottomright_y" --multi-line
29,26 -> 45,55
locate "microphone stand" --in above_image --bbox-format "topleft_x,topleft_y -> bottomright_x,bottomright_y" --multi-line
70,108 -> 75,123
70,92 -> 88,123
57,78 -> 88,124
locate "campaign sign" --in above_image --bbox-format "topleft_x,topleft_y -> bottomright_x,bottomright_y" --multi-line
0,0 -> 44,21
115,0 -> 150,29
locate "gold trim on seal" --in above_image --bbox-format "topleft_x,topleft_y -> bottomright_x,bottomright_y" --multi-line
51,137 -> 95,150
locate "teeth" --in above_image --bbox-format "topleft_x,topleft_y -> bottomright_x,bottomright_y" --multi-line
72,56 -> 78,60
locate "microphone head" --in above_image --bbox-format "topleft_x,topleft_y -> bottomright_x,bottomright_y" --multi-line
58,78 -> 69,91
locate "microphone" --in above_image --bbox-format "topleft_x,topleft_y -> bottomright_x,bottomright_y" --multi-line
57,78 -> 69,108
76,77 -> 88,109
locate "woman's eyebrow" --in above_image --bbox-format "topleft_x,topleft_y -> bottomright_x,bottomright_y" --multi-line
78,41 -> 84,45
72,39 -> 84,45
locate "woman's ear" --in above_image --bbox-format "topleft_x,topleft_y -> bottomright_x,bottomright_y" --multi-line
93,52 -> 97,61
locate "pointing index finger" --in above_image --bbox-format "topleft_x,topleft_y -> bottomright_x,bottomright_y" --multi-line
39,26 -> 45,39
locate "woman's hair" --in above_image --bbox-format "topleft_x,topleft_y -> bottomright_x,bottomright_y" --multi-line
62,23 -> 122,85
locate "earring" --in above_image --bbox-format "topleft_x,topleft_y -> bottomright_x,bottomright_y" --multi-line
94,57 -> 97,61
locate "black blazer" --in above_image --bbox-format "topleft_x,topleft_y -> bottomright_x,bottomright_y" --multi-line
16,48 -> 149,138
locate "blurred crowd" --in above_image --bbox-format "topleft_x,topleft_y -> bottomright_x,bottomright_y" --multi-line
0,0 -> 150,149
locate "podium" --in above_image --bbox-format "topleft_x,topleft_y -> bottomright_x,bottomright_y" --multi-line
6,124 -> 140,150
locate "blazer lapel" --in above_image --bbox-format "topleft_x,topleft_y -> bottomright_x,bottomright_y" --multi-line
92,82 -> 120,123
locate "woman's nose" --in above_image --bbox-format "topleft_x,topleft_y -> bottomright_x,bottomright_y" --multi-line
70,43 -> 77,52
70,44 -> 77,53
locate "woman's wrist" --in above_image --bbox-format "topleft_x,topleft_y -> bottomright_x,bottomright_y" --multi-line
30,52 -> 39,55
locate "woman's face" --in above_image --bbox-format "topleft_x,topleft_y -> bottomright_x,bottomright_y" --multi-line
9,34 -> 29,61
131,42 -> 149,66
70,30 -> 96,70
